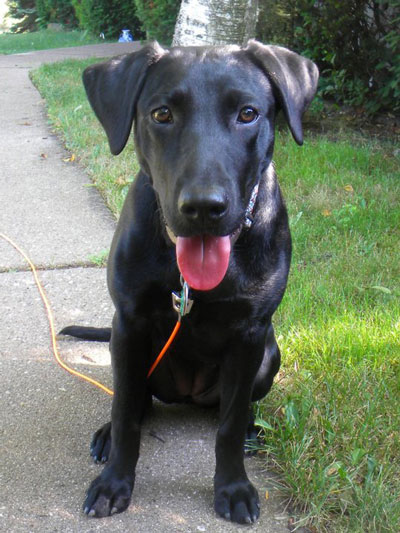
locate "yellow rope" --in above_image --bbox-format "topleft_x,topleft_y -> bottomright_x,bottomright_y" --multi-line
1,232 -> 114,396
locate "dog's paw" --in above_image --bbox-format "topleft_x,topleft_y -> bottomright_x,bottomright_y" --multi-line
83,468 -> 134,518
90,422 -> 111,463
214,479 -> 260,524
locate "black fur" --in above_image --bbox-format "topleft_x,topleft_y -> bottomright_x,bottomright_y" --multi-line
62,40 -> 318,524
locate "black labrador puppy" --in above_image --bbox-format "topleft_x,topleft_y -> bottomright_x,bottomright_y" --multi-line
63,40 -> 318,524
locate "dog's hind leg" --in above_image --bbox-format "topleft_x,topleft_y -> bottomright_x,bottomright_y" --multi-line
244,406 -> 260,455
251,323 -> 281,402
243,324 -> 281,456
90,422 -> 112,464
90,393 -> 152,464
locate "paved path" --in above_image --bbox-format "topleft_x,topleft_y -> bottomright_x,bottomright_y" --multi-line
0,43 -> 289,532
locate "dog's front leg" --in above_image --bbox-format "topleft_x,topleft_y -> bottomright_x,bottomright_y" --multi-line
83,313 -> 149,518
214,336 -> 265,524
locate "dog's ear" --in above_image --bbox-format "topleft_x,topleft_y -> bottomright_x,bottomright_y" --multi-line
83,42 -> 166,155
245,40 -> 319,145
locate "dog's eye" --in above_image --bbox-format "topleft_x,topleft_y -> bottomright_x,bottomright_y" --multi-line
152,106 -> 173,124
237,106 -> 258,124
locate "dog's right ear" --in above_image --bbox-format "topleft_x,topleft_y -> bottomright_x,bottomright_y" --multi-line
83,42 -> 166,155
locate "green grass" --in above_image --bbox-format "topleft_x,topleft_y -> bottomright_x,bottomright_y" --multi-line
31,59 -> 139,214
31,58 -> 400,532
257,335 -> 399,532
0,29 -> 106,55
257,134 -> 400,532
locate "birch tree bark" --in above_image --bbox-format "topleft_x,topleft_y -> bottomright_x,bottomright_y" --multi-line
172,0 -> 213,46
172,0 -> 259,47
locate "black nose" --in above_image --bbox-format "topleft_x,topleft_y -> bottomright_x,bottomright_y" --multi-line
178,187 -> 228,223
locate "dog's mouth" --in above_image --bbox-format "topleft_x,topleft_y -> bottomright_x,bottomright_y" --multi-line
176,234 -> 231,291
166,228 -> 241,291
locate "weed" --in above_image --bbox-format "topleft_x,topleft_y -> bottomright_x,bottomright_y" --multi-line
88,249 -> 109,267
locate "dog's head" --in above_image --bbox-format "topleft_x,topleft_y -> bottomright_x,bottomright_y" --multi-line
83,41 -> 318,290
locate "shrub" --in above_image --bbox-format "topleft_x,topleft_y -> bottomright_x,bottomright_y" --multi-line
6,0 -> 37,32
295,0 -> 400,114
71,0 -> 144,39
36,0 -> 78,28
257,0 -> 400,115
134,0 -> 180,44
256,0 -> 296,47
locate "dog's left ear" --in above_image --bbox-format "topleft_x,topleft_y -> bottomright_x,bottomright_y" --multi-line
245,40 -> 319,145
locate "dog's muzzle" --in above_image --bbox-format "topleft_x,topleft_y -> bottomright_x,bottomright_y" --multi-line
165,182 -> 260,292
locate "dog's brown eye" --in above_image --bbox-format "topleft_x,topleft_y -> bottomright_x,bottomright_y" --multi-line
152,106 -> 173,124
238,106 -> 258,124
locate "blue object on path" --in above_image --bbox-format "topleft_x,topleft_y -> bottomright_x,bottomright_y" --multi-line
118,29 -> 133,42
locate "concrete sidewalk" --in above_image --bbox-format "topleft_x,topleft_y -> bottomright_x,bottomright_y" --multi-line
0,43 -> 290,532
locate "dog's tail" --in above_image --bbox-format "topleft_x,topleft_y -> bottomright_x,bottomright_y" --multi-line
59,325 -> 111,342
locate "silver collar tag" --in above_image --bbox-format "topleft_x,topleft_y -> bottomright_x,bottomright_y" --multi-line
172,277 -> 194,319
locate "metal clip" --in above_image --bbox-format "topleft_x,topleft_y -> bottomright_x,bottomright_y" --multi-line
172,276 -> 194,320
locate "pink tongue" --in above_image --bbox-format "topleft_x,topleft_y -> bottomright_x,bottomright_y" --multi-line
176,235 -> 231,291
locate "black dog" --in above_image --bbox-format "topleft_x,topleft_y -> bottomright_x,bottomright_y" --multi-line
62,40 -> 318,524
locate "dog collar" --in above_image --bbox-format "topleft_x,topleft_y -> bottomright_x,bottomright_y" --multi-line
243,182 -> 259,228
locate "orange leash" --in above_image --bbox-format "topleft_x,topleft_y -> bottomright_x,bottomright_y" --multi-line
0,233 -> 182,395
147,321 -> 181,378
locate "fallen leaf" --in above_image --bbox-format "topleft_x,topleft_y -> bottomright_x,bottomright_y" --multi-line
322,209 -> 332,217
63,154 -> 76,162
344,184 -> 354,192
265,490 -> 269,500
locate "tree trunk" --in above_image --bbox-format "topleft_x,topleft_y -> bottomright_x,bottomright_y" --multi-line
172,0 -> 214,46
242,0 -> 259,44
172,0 -> 259,47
